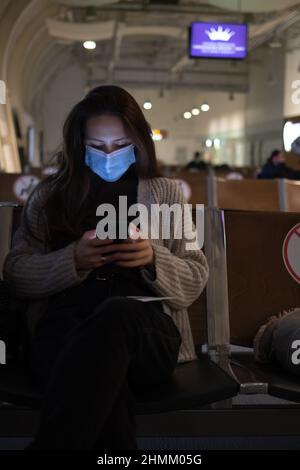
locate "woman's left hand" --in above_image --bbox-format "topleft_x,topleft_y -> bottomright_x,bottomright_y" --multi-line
110,236 -> 154,268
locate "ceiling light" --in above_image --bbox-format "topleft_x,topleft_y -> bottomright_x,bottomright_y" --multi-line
205,139 -> 213,148
191,108 -> 200,116
214,138 -> 221,149
83,40 -> 96,50
152,129 -> 163,141
143,101 -> 152,110
183,112 -> 192,119
201,103 -> 210,112
0,80 -> 6,104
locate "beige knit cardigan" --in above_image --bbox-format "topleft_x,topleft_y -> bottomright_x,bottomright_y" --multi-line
3,176 -> 209,364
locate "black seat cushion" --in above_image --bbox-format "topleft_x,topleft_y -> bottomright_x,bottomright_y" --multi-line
231,352 -> 300,403
134,356 -> 239,414
0,280 -> 21,361
0,359 -> 41,408
0,356 -> 239,413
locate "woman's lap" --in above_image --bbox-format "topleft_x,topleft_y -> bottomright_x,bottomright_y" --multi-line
29,295 -> 182,391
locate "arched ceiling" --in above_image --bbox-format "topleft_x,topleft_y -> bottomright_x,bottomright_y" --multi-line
208,0 -> 300,13
1,0 -> 300,119
51,0 -> 118,6
50,0 -> 300,12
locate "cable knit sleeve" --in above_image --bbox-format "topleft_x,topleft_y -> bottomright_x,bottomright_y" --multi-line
140,178 -> 209,310
3,183 -> 91,299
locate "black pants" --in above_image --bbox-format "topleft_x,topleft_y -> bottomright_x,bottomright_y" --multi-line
28,273 -> 182,450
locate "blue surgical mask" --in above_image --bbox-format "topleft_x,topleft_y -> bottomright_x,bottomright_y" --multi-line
85,143 -> 136,182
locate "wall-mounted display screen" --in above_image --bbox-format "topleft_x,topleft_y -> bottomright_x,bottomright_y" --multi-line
189,22 -> 248,60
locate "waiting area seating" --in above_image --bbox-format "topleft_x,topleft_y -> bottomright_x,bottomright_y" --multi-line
206,208 -> 300,403
173,170 -> 208,206
2,169 -> 300,213
213,178 -> 281,211
0,203 -> 239,437
1,203 -> 300,443
162,165 -> 258,180
172,172 -> 300,213
0,171 -> 43,204
284,180 -> 300,212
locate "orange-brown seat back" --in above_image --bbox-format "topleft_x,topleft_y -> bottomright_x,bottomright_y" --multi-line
285,180 -> 300,213
0,173 -> 42,204
217,179 -> 280,211
0,174 -> 21,202
173,171 -> 208,206
224,210 -> 300,346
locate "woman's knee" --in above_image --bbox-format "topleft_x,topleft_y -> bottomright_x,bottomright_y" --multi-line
90,296 -> 140,327
93,296 -> 134,314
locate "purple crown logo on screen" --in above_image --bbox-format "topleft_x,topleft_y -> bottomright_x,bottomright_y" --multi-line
190,22 -> 247,59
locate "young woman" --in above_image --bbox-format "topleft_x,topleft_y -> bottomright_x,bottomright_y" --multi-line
3,85 -> 209,450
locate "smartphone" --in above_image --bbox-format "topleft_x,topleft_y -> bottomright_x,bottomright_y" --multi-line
113,220 -> 130,243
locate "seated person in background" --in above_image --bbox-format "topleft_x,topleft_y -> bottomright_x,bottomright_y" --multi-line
185,151 -> 208,171
257,149 -> 300,180
213,162 -> 233,173
226,171 -> 244,181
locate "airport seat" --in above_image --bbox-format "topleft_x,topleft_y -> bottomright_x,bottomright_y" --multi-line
206,208 -> 300,402
230,351 -> 300,403
0,354 -> 238,415
0,204 -> 239,436
172,170 -> 208,206
284,179 -> 300,212
212,178 -> 282,212
0,173 -> 42,205
231,166 -> 258,179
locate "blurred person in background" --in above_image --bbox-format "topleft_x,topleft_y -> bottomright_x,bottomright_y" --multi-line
257,149 -> 300,180
185,150 -> 208,171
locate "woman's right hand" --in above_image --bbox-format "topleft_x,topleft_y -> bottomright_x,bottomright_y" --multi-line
74,229 -> 118,271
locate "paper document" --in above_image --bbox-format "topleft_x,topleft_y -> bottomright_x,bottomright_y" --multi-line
126,296 -> 175,302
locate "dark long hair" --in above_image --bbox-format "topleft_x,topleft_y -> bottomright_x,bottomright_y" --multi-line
267,149 -> 281,164
23,85 -> 161,246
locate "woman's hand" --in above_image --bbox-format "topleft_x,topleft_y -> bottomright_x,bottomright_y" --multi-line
110,235 -> 154,269
74,229 -> 121,271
